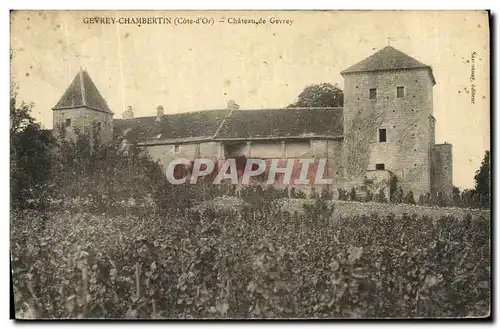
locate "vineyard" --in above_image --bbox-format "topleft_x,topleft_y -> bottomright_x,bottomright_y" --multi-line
10,128 -> 491,319
11,199 -> 491,319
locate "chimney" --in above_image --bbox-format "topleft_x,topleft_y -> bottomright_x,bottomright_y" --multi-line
122,105 -> 134,119
227,100 -> 240,110
156,105 -> 164,122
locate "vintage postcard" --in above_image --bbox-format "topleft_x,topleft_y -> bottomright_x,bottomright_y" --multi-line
10,10 -> 490,319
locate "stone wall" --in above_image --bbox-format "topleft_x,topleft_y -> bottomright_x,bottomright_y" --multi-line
143,139 -> 343,192
53,107 -> 114,143
429,115 -> 436,146
277,199 -> 489,221
342,68 -> 434,197
249,141 -> 283,158
285,141 -> 312,158
145,143 -> 198,170
431,143 -> 453,197
199,142 -> 223,158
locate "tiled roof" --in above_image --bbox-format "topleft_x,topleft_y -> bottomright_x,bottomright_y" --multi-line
113,107 -> 344,144
341,46 -> 433,77
114,109 -> 232,144
113,116 -> 157,144
52,69 -> 113,114
214,107 -> 344,140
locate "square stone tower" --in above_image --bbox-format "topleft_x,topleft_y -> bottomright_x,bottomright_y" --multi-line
340,46 -> 438,198
52,69 -> 114,144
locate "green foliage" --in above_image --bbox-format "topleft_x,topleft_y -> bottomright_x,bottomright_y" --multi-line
309,187 -> 319,199
239,185 -> 288,214
302,197 -> 335,221
289,187 -> 307,199
10,96 -> 54,209
11,208 -> 490,319
349,188 -> 357,201
365,190 -> 373,202
338,188 -> 348,201
404,191 -> 416,205
474,151 -> 490,208
375,190 -> 387,203
391,187 -> 404,204
320,188 -> 334,201
288,83 -> 344,108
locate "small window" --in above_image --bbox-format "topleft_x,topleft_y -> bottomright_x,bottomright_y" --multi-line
397,86 -> 405,98
174,145 -> 180,153
97,121 -> 102,130
369,88 -> 377,100
376,163 -> 385,170
65,118 -> 71,127
378,128 -> 387,143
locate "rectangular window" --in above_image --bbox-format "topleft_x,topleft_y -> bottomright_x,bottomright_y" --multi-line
369,88 -> 377,99
174,145 -> 180,153
378,128 -> 387,142
97,121 -> 102,130
376,163 -> 385,170
397,86 -> 405,98
65,118 -> 71,127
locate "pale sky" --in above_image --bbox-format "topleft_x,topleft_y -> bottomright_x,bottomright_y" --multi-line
10,10 -> 490,189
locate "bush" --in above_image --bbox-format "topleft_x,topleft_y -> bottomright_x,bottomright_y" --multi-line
365,190 -> 373,202
309,187 -> 319,199
337,188 -> 348,201
375,190 -> 387,203
349,187 -> 357,201
404,191 -> 416,205
320,187 -> 334,201
291,188 -> 307,199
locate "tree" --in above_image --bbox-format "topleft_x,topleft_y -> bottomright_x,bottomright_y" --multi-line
10,93 -> 54,208
474,150 -> 490,208
452,186 -> 463,207
288,83 -> 344,108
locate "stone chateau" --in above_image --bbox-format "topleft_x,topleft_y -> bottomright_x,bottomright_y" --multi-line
51,46 -> 453,199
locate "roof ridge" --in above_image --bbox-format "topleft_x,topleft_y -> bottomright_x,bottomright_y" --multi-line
212,109 -> 236,139
113,107 -> 344,121
79,69 -> 86,107
216,107 -> 344,112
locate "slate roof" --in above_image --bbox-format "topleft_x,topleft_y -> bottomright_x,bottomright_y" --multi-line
114,107 -> 344,144
215,107 -> 344,140
341,46 -> 435,83
52,69 -> 113,114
